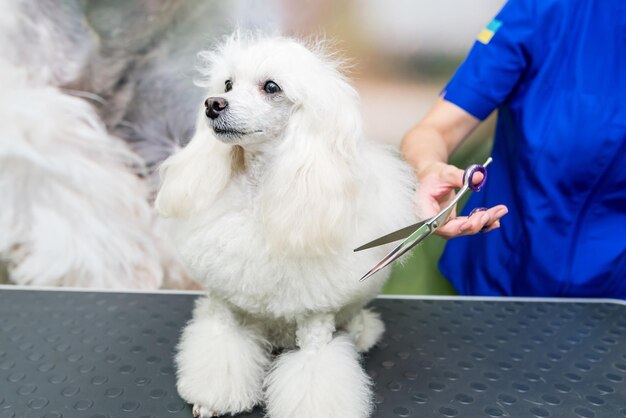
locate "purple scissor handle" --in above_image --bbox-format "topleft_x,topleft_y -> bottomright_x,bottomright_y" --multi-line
463,162 -> 488,192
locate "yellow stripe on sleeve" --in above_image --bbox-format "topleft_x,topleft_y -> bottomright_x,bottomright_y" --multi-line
477,28 -> 495,45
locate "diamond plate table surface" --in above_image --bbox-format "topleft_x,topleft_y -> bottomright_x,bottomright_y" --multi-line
1,289 -> 625,418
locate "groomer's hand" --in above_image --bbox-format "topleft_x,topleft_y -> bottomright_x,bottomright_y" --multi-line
415,161 -> 508,239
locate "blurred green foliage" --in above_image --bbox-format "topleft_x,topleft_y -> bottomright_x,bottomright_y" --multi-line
0,263 -> 8,285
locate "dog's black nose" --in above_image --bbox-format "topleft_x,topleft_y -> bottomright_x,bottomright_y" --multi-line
204,97 -> 228,119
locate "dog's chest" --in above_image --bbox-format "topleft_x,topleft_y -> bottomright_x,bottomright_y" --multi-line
175,172 -> 393,318
177,219 -> 379,319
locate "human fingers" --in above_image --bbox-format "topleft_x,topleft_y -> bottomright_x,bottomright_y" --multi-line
436,205 -> 508,238
480,219 -> 501,233
436,216 -> 470,238
413,190 -> 445,220
458,205 -> 508,235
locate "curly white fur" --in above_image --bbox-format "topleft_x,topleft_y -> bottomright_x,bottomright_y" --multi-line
158,34 -> 417,417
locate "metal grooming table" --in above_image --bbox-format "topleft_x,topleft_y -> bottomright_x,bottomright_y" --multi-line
0,286 -> 625,417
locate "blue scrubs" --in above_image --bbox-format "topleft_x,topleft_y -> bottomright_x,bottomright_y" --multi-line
439,0 -> 626,296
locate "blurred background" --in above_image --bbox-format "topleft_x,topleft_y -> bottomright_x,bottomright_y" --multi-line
0,0 -> 506,293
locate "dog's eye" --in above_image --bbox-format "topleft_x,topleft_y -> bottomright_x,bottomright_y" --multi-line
263,80 -> 281,94
225,80 -> 233,93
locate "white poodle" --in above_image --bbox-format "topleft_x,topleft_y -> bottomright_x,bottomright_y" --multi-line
156,34 -> 417,418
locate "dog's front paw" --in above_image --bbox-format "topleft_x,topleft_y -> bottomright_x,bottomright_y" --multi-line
176,341 -> 266,416
192,403 -> 218,418
265,335 -> 373,418
346,309 -> 385,353
177,370 -> 258,417
176,304 -> 270,416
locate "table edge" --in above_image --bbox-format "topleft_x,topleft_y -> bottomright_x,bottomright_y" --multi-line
0,284 -> 624,306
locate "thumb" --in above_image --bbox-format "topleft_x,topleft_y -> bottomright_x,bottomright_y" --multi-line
440,165 -> 465,188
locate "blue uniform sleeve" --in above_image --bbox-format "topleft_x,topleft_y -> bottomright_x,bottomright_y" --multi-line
442,0 -> 537,120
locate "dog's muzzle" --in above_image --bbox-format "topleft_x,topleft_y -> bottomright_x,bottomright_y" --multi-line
205,97 -> 228,120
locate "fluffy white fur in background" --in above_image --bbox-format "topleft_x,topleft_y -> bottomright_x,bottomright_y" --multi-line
0,0 -> 224,289
0,68 -> 165,287
157,34 -> 417,418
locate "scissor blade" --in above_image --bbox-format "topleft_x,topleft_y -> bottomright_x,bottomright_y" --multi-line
359,225 -> 431,281
353,220 -> 427,252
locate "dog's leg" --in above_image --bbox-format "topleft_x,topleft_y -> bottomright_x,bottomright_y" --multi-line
345,308 -> 385,353
264,313 -> 373,418
176,295 -> 269,417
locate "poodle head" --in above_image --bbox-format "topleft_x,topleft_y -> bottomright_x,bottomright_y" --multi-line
157,34 -> 363,255
197,34 -> 362,148
198,40 -> 293,147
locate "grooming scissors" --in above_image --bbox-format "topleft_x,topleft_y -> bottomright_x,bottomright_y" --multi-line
355,157 -> 493,281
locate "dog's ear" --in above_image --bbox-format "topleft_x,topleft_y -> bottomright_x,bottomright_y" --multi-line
259,77 -> 362,256
155,112 -> 237,218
